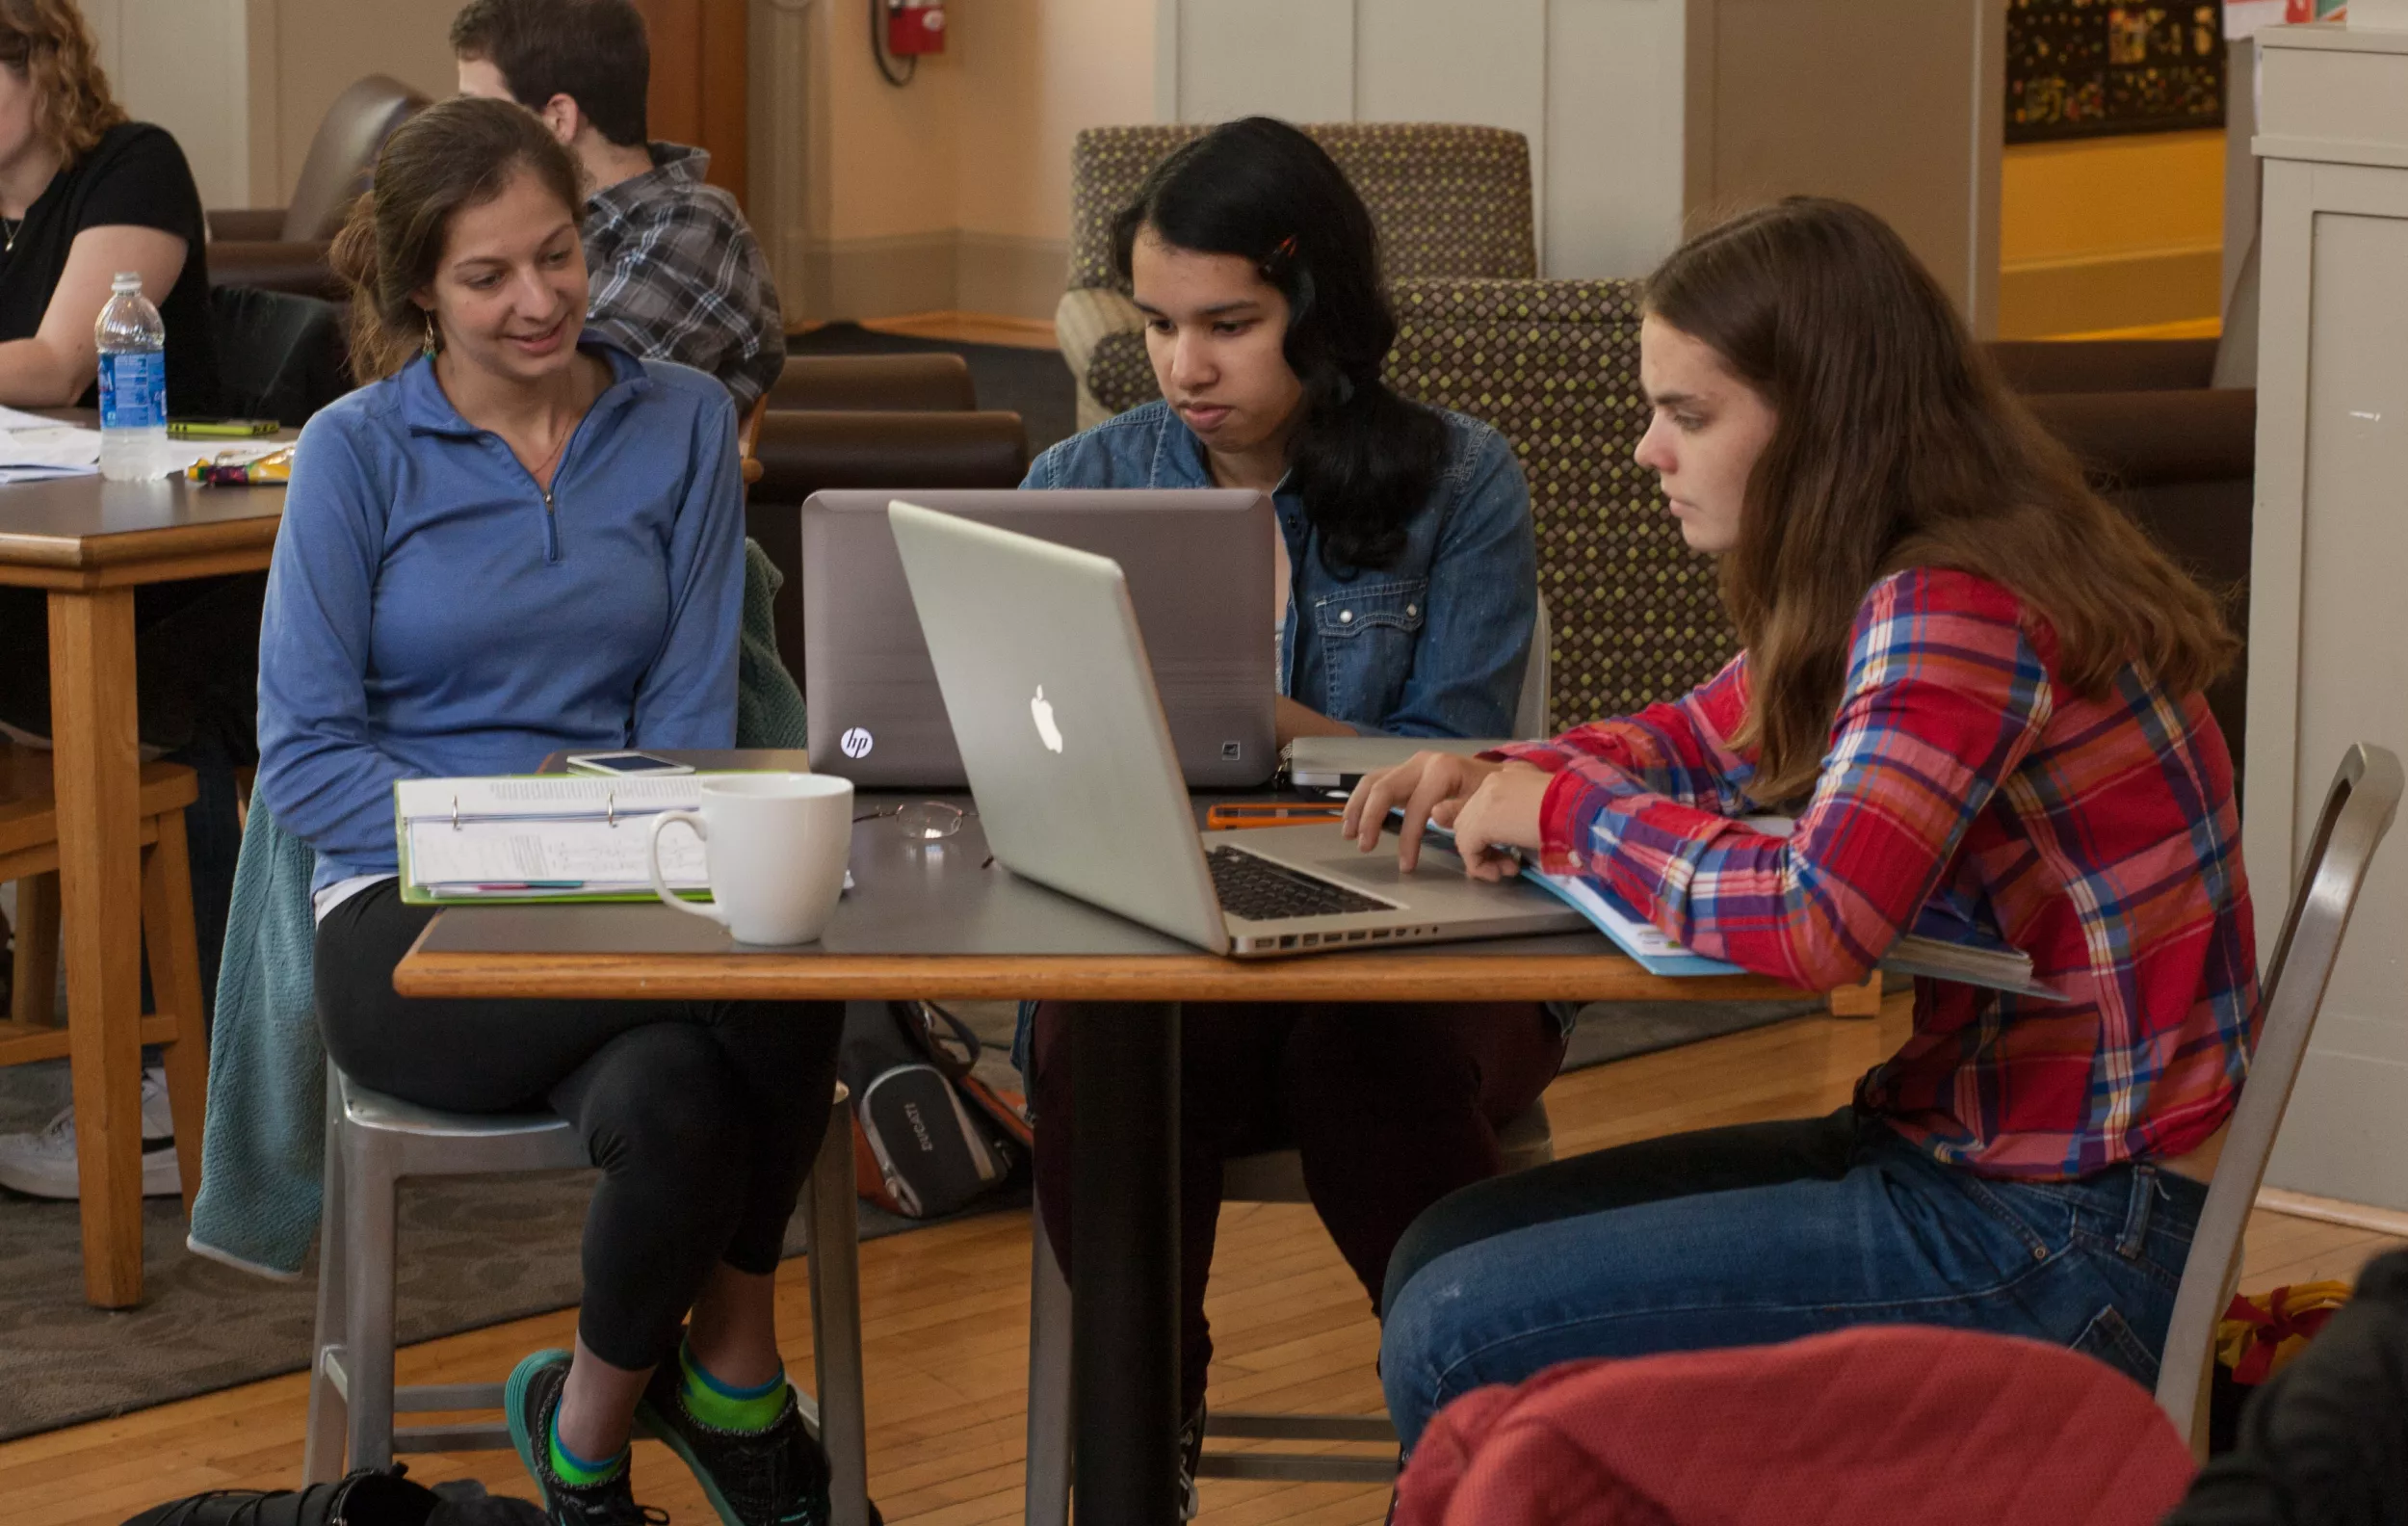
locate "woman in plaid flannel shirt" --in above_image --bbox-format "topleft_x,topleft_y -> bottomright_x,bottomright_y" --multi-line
1359,197 -> 2259,1453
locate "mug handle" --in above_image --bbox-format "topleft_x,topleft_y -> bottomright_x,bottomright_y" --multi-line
648,810 -> 728,926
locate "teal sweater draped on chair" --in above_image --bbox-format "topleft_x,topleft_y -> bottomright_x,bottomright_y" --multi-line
188,539 -> 810,1276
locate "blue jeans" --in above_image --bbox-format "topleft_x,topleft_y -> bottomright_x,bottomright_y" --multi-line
1378,1108 -> 2204,1452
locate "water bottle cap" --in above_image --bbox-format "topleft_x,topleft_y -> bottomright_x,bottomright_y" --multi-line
110,272 -> 141,292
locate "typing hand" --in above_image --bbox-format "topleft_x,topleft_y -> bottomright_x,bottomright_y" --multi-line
1446,766 -> 1550,881
1344,750 -> 1508,872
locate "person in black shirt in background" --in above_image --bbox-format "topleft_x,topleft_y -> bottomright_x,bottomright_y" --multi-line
0,0 -> 249,1202
0,0 -> 219,412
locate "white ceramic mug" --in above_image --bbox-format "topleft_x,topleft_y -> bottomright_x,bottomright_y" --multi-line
646,774 -> 854,944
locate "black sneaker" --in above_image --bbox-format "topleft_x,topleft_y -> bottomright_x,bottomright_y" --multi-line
1180,1401 -> 1207,1521
637,1359 -> 880,1526
504,1349 -> 666,1526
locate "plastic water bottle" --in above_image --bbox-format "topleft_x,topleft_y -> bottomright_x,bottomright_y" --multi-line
95,271 -> 168,482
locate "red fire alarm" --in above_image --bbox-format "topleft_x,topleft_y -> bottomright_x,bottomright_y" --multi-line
887,0 -> 946,55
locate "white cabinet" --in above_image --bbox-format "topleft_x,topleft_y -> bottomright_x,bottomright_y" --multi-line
2249,23 -> 2408,1211
1153,0 -> 2004,331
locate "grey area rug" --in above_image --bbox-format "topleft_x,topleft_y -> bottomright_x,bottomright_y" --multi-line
0,995 -> 1816,1441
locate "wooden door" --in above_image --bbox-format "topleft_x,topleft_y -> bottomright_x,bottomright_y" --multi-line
632,0 -> 748,208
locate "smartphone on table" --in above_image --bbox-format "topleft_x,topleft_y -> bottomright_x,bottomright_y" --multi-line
563,750 -> 695,776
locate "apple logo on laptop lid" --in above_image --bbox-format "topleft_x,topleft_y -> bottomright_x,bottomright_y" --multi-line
1030,686 -> 1064,753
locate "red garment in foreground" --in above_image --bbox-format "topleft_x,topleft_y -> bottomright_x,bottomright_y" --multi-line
1392,1326 -> 2197,1526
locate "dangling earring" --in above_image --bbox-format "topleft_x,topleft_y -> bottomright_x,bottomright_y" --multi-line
421,311 -> 439,357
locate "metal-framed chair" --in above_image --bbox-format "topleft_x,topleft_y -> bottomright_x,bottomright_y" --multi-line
1513,594 -> 1552,741
1022,1101 -> 1555,1520
301,1066 -> 874,1526
2154,743 -> 2403,1454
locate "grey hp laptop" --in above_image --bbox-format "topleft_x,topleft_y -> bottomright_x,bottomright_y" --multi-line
802,488 -> 1277,788
887,499 -> 1584,959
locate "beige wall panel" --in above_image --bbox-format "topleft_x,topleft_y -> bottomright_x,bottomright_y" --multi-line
1355,0 -> 1546,137
817,0 -> 963,242
955,0 -> 1151,245
1696,0 -> 2000,329
1547,0 -> 1688,277
82,0 -> 253,208
268,0 -> 458,206
1173,0 -> 1353,124
955,231 -> 1072,320
1356,0 -> 1547,255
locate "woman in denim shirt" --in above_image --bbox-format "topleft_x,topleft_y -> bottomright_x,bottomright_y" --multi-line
1025,189 -> 1534,742
1019,118 -> 1563,1513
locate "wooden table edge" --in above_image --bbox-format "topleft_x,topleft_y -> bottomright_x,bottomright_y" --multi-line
0,540 -> 277,590
0,515 -> 280,566
392,938 -> 1811,1005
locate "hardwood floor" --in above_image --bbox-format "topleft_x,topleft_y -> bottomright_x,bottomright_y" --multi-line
5,994 -> 2395,1524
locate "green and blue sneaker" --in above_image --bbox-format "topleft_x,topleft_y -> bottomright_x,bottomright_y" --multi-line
635,1340 -> 879,1526
502,1348 -> 665,1526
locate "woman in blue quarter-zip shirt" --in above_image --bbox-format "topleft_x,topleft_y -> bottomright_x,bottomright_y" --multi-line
1019,118 -> 1562,1513
257,99 -> 851,1526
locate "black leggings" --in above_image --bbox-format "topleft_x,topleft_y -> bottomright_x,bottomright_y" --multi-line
315,881 -> 845,1372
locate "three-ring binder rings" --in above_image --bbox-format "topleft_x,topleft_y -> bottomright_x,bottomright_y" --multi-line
393,775 -> 731,904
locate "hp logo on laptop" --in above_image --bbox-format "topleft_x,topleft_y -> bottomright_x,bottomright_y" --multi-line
839,726 -> 875,759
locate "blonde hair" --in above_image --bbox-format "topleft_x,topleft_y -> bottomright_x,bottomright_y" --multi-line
0,0 -> 125,166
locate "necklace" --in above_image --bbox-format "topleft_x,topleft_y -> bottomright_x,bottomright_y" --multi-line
525,416 -> 572,492
1,217 -> 19,254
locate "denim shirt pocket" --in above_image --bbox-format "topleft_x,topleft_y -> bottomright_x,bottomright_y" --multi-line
1310,577 -> 1429,725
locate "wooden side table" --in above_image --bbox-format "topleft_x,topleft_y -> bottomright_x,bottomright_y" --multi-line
0,459 -> 285,1305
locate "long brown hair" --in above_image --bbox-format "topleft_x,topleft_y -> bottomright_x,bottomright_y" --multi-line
329,96 -> 584,382
0,0 -> 125,166
1646,198 -> 2237,804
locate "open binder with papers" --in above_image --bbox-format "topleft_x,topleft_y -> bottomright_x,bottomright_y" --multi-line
393,775 -> 725,905
1409,815 -> 2062,999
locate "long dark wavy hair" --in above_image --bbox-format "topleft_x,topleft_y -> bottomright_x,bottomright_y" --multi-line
1112,118 -> 1446,570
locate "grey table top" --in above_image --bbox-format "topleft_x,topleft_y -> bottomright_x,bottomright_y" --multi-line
412,802 -> 1627,963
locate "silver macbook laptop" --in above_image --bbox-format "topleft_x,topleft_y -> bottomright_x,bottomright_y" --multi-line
802,488 -> 1277,788
887,499 -> 1584,959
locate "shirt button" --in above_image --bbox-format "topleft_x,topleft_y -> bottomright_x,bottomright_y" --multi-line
1565,851 -> 1583,870
1338,610 -> 1353,623
1406,604 -> 1419,618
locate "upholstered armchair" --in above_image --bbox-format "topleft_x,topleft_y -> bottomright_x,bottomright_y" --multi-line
208,76 -> 431,300
1380,277 -> 1735,728
1058,124 -> 1539,429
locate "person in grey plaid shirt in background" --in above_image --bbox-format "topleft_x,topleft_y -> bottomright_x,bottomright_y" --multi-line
451,0 -> 785,412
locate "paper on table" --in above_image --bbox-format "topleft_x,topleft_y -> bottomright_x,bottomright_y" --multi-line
395,775 -> 717,822
0,404 -> 69,433
407,817 -> 709,889
0,424 -> 99,476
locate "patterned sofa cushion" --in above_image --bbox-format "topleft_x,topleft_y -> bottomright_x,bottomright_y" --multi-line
1385,277 -> 1740,727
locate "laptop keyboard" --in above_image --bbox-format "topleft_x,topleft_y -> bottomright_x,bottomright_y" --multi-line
1207,846 -> 1389,922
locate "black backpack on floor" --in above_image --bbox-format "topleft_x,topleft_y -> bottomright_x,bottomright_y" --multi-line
839,1000 -> 1028,1220
122,1464 -> 545,1526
